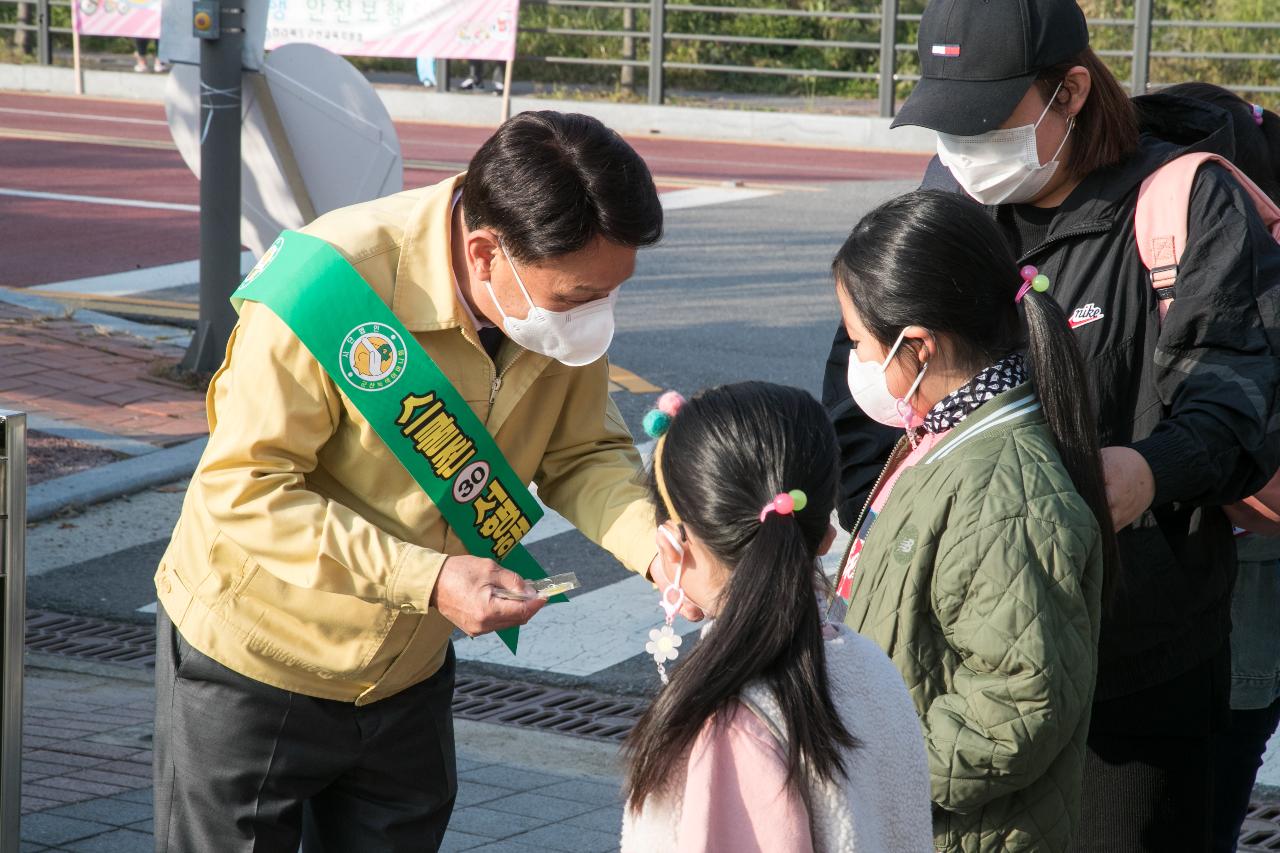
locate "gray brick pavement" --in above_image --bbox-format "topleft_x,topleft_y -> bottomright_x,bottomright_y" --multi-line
18,661 -> 626,852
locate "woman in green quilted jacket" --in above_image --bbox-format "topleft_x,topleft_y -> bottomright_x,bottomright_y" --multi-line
829,190 -> 1117,852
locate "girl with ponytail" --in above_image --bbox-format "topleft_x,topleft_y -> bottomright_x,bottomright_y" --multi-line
620,382 -> 932,852
831,190 -> 1116,853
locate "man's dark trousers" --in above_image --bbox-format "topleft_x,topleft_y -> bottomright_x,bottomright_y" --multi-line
153,606 -> 457,852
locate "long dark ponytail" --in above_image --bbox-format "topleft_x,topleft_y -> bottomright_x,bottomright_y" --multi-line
831,190 -> 1120,599
622,382 -> 856,812
1152,83 -> 1280,203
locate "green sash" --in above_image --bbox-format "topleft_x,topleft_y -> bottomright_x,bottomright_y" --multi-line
232,230 -> 562,654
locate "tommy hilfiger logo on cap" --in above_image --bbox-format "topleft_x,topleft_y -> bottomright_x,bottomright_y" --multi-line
931,44 -> 961,57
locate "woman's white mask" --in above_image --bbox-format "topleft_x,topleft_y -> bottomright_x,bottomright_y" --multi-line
935,82 -> 1074,206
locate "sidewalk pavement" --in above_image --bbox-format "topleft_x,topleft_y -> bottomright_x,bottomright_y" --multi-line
0,300 -> 207,448
19,655 -> 627,853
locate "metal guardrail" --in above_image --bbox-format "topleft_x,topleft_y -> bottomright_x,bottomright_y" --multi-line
5,0 -> 1279,112
513,0 -> 1280,111
0,411 -> 26,853
0,0 -> 72,66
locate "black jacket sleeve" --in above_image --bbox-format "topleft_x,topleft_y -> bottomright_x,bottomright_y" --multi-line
920,155 -> 959,191
822,325 -> 901,529
1129,164 -> 1280,507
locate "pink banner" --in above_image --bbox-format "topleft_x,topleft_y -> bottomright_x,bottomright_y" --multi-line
73,0 -> 161,39
263,0 -> 520,60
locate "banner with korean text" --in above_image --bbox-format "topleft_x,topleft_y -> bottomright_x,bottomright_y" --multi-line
74,0 -> 161,39
264,0 -> 519,59
133,0 -> 519,59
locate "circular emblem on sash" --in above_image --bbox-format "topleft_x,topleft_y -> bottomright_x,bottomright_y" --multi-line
243,236 -> 283,285
340,323 -> 407,391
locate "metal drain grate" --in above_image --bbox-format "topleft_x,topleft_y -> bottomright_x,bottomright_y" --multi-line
453,676 -> 645,742
26,610 -> 158,664
1241,801 -> 1280,852
23,610 -> 645,742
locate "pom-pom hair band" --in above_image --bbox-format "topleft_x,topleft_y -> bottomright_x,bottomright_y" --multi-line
646,391 -> 688,525
760,490 -> 809,523
1016,265 -> 1050,304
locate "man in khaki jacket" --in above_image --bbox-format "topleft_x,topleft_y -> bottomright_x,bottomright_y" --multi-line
153,111 -> 673,852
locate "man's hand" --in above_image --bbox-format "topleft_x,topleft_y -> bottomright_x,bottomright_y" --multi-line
1101,446 -> 1156,530
431,556 -> 547,637
648,555 -> 705,622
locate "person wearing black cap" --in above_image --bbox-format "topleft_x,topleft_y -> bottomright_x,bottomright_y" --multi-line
820,0 -> 1280,850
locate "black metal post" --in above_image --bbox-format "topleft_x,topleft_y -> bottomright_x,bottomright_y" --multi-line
35,0 -> 50,65
184,2 -> 244,373
647,0 -> 664,105
1131,0 -> 1153,95
0,411 -> 26,853
878,0 -> 898,118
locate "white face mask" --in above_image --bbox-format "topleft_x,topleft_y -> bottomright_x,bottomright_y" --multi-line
484,245 -> 617,367
935,83 -> 1074,206
846,328 -> 929,429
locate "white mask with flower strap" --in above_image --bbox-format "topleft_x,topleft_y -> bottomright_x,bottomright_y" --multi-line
647,524 -> 687,684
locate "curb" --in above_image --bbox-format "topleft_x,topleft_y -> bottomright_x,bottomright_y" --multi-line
0,61 -> 938,153
0,287 -> 193,348
28,437 -> 206,522
24,649 -> 155,685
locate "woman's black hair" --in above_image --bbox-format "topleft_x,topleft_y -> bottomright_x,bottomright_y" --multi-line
831,190 -> 1120,600
1155,83 -> 1280,203
622,382 -> 856,811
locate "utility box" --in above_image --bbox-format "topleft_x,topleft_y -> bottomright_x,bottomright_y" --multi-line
0,411 -> 25,853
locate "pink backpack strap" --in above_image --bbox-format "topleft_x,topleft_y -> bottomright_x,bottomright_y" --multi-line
1136,152 -> 1280,323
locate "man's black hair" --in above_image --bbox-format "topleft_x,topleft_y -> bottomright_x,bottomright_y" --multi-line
462,111 -> 663,262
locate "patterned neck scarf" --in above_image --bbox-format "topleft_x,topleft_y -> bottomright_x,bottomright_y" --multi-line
921,352 -> 1028,435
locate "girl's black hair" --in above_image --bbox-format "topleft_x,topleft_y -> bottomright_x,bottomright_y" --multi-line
831,190 -> 1120,601
1154,83 -> 1280,203
622,382 -> 855,811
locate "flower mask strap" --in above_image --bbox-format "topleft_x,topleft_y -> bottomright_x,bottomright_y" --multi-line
647,523 -> 686,685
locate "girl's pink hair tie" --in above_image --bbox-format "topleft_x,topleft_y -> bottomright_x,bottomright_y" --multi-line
1016,265 -> 1051,304
760,490 -> 808,523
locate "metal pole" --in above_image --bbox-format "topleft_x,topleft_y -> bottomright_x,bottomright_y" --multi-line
878,0 -> 898,118
1131,0 -> 1153,95
14,3 -> 31,56
621,6 -> 635,92
0,411 -> 27,853
183,2 -> 244,373
647,0 -> 664,105
35,0 -> 50,65
434,58 -> 449,92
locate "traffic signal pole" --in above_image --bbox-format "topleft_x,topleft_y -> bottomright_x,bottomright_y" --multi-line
183,0 -> 244,373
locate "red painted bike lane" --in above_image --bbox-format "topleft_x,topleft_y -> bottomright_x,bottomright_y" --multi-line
0,92 -> 930,289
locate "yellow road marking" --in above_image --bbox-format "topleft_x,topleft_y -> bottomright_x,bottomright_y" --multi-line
608,364 -> 661,394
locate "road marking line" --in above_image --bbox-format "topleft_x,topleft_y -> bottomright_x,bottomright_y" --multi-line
608,365 -> 661,394
32,252 -> 255,296
0,127 -> 175,150
659,186 -> 776,211
0,187 -> 198,212
455,572 -> 699,674
0,106 -> 169,126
